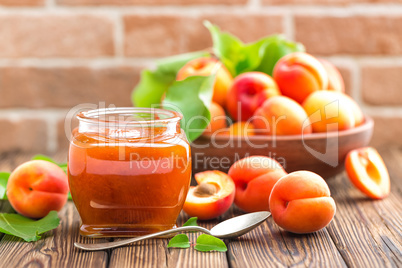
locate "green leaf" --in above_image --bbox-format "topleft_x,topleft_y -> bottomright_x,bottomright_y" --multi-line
204,20 -> 243,76
183,217 -> 198,227
205,21 -> 271,76
0,172 -> 10,200
167,234 -> 190,249
0,211 -> 60,242
194,234 -> 227,252
133,70 -> 174,108
205,20 -> 304,77
132,50 -> 210,108
162,74 -> 215,142
255,36 -> 305,76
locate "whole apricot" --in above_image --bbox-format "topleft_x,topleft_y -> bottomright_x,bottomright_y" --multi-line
273,52 -> 328,104
302,90 -> 356,132
269,171 -> 336,234
227,72 -> 280,121
7,160 -> 69,219
253,96 -> 312,135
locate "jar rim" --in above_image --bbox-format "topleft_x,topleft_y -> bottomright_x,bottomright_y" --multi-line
76,107 -> 183,125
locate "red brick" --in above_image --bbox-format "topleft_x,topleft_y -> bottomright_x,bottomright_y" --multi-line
0,66 -> 141,108
0,15 -> 114,58
0,119 -> 47,153
0,0 -> 44,5
370,115 -> 402,147
124,14 -> 284,57
57,0 -> 247,5
263,0 -> 402,4
295,16 -> 402,55
361,66 -> 402,105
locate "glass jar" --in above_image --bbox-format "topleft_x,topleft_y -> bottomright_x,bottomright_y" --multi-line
68,107 -> 191,237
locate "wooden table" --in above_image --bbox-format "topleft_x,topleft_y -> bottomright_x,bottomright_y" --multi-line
0,147 -> 401,268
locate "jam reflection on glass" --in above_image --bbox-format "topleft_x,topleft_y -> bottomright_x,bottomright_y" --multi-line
68,108 -> 191,237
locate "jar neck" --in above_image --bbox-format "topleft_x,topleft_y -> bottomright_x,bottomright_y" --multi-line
76,108 -> 183,140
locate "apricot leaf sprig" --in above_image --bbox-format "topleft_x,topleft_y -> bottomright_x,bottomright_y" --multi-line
168,217 -> 228,252
0,211 -> 60,242
205,20 -> 305,77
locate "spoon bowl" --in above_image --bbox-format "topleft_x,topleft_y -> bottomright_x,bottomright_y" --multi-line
75,211 -> 271,251
210,211 -> 270,238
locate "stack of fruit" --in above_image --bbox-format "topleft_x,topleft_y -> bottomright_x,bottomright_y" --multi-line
177,52 -> 363,137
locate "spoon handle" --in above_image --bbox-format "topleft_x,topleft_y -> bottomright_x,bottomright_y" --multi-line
74,226 -> 211,251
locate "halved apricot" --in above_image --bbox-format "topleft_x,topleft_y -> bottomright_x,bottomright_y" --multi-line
183,170 -> 235,220
345,147 -> 390,199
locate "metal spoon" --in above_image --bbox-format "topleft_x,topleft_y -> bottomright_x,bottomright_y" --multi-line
74,211 -> 270,251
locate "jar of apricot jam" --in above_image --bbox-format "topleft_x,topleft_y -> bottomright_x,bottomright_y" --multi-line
68,108 -> 191,237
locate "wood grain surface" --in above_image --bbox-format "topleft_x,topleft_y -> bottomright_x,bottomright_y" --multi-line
0,148 -> 401,268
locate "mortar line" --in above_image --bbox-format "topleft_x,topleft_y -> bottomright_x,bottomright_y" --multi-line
350,58 -> 362,105
283,11 -> 294,40
46,116 -> 58,153
112,13 -> 125,58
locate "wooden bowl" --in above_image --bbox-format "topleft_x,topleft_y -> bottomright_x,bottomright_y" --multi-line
191,116 -> 374,179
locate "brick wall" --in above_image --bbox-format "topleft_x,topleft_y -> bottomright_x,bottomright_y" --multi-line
0,0 -> 401,153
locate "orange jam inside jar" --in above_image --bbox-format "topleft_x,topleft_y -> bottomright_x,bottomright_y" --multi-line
68,108 -> 191,237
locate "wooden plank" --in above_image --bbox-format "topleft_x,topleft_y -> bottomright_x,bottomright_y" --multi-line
374,147 -> 402,266
108,239 -> 168,268
0,202 -> 109,268
325,147 -> 402,268
225,207 -> 346,268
